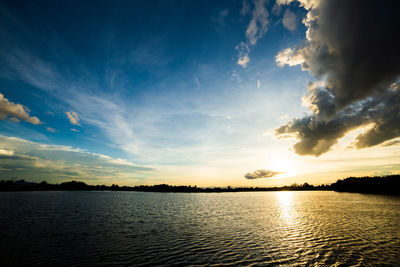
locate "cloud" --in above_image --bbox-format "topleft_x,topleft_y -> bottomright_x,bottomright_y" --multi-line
194,76 -> 200,87
65,111 -> 80,125
279,114 -> 289,122
276,83 -> 400,156
236,0 -> 269,67
0,93 -> 40,124
46,127 -> 56,133
271,3 -> 282,16
1,49 -> 153,163
0,148 -> 14,156
282,9 -> 297,31
241,0 -> 251,16
236,42 -> 251,68
246,0 -> 269,46
276,0 -> 319,10
381,140 -> 400,147
245,169 -> 282,179
0,135 -> 153,184
216,9 -> 229,28
276,0 -> 294,4
275,0 -> 400,156
257,80 -> 261,88
275,47 -> 304,67
1,18 -> 228,169
129,41 -> 172,67
237,55 -> 250,68
1,49 -> 62,93
38,143 -> 84,153
70,128 -> 80,132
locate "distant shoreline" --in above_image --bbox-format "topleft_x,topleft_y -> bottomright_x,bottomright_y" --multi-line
1,175 -> 399,195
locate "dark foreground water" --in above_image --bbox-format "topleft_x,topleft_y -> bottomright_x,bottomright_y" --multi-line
1,191 -> 399,266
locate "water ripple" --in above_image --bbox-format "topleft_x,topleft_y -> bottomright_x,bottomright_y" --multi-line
0,191 -> 400,266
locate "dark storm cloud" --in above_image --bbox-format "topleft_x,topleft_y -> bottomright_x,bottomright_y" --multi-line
275,0 -> 400,156
245,169 -> 282,179
381,140 -> 400,147
276,83 -> 400,156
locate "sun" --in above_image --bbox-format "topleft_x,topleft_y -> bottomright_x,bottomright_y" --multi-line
271,158 -> 297,178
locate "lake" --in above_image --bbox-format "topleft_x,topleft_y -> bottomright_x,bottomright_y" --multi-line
1,191 -> 399,266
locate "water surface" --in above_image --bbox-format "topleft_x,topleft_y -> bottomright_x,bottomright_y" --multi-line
1,191 -> 399,266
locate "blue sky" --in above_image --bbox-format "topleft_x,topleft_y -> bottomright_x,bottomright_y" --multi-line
1,0 -> 399,186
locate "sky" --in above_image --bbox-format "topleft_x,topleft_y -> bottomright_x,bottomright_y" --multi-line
0,0 -> 399,187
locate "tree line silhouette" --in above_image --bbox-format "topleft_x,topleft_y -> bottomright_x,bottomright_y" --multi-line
0,175 -> 399,195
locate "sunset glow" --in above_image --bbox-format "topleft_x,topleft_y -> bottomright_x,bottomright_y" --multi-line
0,0 -> 399,187
2,2 -> 400,266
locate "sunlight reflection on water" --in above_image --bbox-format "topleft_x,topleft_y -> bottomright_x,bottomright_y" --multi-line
0,191 -> 399,266
277,191 -> 296,224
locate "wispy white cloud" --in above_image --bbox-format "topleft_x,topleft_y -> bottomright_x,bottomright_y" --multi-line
237,0 -> 269,68
38,143 -> 84,153
214,8 -> 229,29
1,49 -> 62,93
0,93 -> 40,124
0,134 -> 153,184
46,127 -> 56,133
129,39 -> 173,67
276,0 -> 294,5
271,3 -> 282,15
236,42 -> 250,68
65,111 -> 80,125
279,114 -> 289,122
237,55 -> 250,68
0,30 -> 302,171
194,76 -> 200,87
246,0 -> 269,45
240,0 -> 251,16
282,9 -> 297,31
